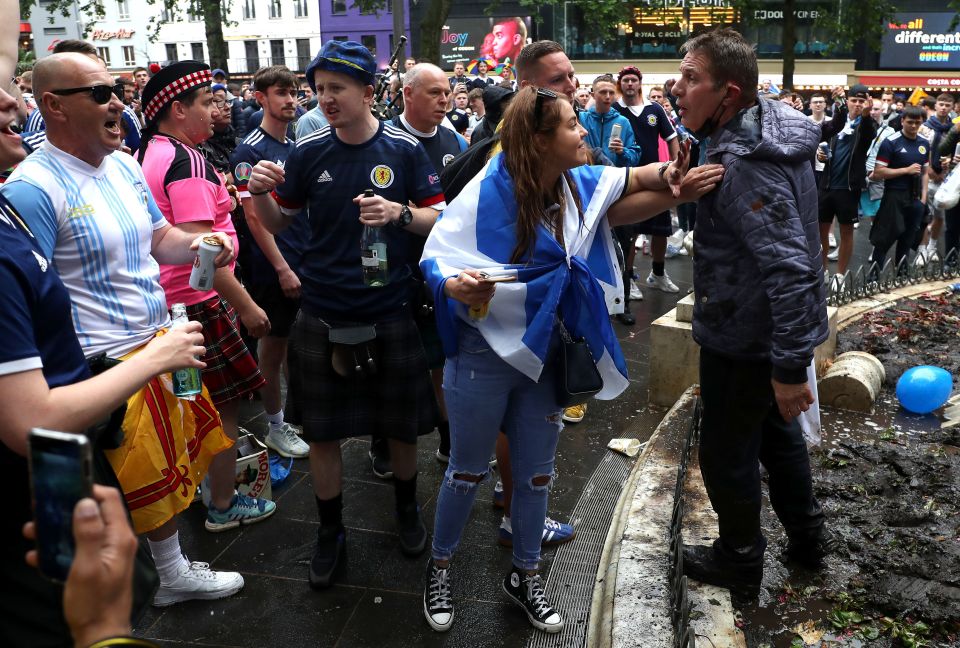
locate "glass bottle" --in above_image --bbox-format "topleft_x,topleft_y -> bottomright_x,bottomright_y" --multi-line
360,189 -> 389,287
170,303 -> 202,400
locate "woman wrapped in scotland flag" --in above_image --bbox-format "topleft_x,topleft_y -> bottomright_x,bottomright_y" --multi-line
420,86 -> 724,633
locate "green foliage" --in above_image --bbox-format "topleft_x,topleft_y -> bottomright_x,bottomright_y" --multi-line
813,0 -> 898,53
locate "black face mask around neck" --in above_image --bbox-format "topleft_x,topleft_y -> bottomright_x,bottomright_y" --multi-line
691,93 -> 728,141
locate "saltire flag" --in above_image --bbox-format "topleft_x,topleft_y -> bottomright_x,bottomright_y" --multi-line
421,153 -> 631,400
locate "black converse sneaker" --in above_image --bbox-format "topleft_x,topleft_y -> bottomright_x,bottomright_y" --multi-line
423,559 -> 454,632
502,566 -> 564,633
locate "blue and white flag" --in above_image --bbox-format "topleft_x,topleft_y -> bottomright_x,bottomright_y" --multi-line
421,153 -> 630,400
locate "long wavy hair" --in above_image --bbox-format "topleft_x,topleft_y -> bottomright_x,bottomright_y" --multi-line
500,86 -> 583,264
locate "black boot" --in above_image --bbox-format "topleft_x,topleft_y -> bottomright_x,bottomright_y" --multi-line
785,526 -> 837,569
309,525 -> 345,589
682,539 -> 763,598
615,299 -> 636,326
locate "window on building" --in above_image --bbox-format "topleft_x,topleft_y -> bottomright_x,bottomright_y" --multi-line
270,39 -> 284,65
165,43 -> 178,62
244,40 -> 259,73
117,0 -> 129,19
296,38 -> 310,71
43,26 -> 67,35
242,0 -> 255,20
361,35 -> 377,58
160,7 -> 172,21
122,45 -> 135,66
188,0 -> 201,21
331,0 -> 346,15
268,0 -> 281,19
332,35 -> 347,42
191,42 -> 204,61
97,47 -> 111,67
294,0 -> 307,18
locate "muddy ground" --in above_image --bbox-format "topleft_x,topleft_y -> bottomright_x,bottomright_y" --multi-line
737,292 -> 960,648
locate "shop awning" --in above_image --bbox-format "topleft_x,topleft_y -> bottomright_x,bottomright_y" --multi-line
857,74 -> 960,91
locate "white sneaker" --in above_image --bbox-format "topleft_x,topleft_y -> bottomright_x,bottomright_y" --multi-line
629,280 -> 643,300
828,233 -> 837,248
646,271 -> 680,293
827,249 -> 839,261
153,560 -> 244,607
265,422 -> 310,458
634,234 -> 646,250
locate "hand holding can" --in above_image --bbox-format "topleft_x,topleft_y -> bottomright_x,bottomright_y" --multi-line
189,236 -> 223,291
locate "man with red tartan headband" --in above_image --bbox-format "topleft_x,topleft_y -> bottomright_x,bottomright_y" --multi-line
138,61 -> 277,551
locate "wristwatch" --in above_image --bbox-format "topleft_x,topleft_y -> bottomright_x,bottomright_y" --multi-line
393,204 -> 414,228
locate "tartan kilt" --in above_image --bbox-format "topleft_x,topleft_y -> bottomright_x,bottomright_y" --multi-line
185,296 -> 265,406
285,310 -> 440,443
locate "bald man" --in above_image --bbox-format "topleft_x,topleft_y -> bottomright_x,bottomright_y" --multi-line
22,43 -> 142,152
381,63 -> 468,475
2,52 -> 245,606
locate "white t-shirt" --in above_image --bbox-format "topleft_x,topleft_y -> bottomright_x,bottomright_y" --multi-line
1,144 -> 171,358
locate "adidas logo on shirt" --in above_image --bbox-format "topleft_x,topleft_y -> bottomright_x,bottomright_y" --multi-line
317,170 -> 333,183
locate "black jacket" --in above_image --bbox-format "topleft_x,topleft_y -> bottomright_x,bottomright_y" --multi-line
819,104 -> 878,193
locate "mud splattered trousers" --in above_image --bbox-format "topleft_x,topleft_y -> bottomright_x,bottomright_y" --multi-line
432,326 -> 562,570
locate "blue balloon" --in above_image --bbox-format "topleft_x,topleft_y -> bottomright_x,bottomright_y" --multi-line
895,366 -> 953,415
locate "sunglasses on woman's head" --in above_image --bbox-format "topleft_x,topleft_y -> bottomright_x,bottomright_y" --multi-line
534,87 -> 559,129
50,83 -> 125,104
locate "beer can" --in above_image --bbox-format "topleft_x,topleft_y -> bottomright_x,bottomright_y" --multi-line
469,301 -> 490,321
609,123 -> 622,147
189,235 -> 223,291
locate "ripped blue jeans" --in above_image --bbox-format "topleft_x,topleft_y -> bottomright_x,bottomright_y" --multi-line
432,326 -> 562,571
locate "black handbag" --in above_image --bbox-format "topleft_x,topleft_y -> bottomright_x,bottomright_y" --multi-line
554,320 -> 603,408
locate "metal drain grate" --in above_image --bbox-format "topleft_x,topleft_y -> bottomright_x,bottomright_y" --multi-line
527,450 -> 635,648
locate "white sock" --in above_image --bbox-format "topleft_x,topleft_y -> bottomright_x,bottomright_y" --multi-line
501,515 -> 512,532
266,410 -> 284,427
148,531 -> 189,585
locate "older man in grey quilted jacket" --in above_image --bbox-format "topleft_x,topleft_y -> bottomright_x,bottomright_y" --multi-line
671,28 -> 831,599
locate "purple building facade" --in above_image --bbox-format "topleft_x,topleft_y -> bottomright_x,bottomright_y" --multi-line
319,0 -> 411,68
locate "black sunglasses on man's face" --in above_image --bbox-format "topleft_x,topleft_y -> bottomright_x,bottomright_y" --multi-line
50,83 -> 125,105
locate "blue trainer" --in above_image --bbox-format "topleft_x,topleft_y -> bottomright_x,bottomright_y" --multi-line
205,492 -> 277,532
497,516 -> 575,548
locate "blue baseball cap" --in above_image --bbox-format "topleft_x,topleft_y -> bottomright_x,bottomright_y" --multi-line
305,40 -> 376,93
212,68 -> 227,79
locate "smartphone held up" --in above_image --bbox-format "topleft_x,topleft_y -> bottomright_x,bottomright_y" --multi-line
27,429 -> 93,582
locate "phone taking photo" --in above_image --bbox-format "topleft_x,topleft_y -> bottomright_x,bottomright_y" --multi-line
28,429 -> 93,582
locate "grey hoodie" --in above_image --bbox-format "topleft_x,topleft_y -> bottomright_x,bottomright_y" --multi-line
692,98 -> 828,383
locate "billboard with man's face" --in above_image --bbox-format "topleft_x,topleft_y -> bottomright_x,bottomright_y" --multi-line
440,16 -> 530,69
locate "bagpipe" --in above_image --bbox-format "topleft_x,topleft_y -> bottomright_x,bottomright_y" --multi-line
371,35 -> 407,121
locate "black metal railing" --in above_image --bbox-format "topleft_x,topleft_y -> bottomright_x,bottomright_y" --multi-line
669,398 -> 700,648
826,250 -> 960,307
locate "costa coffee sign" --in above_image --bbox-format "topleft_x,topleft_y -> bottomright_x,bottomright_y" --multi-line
859,75 -> 960,88
91,29 -> 134,40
